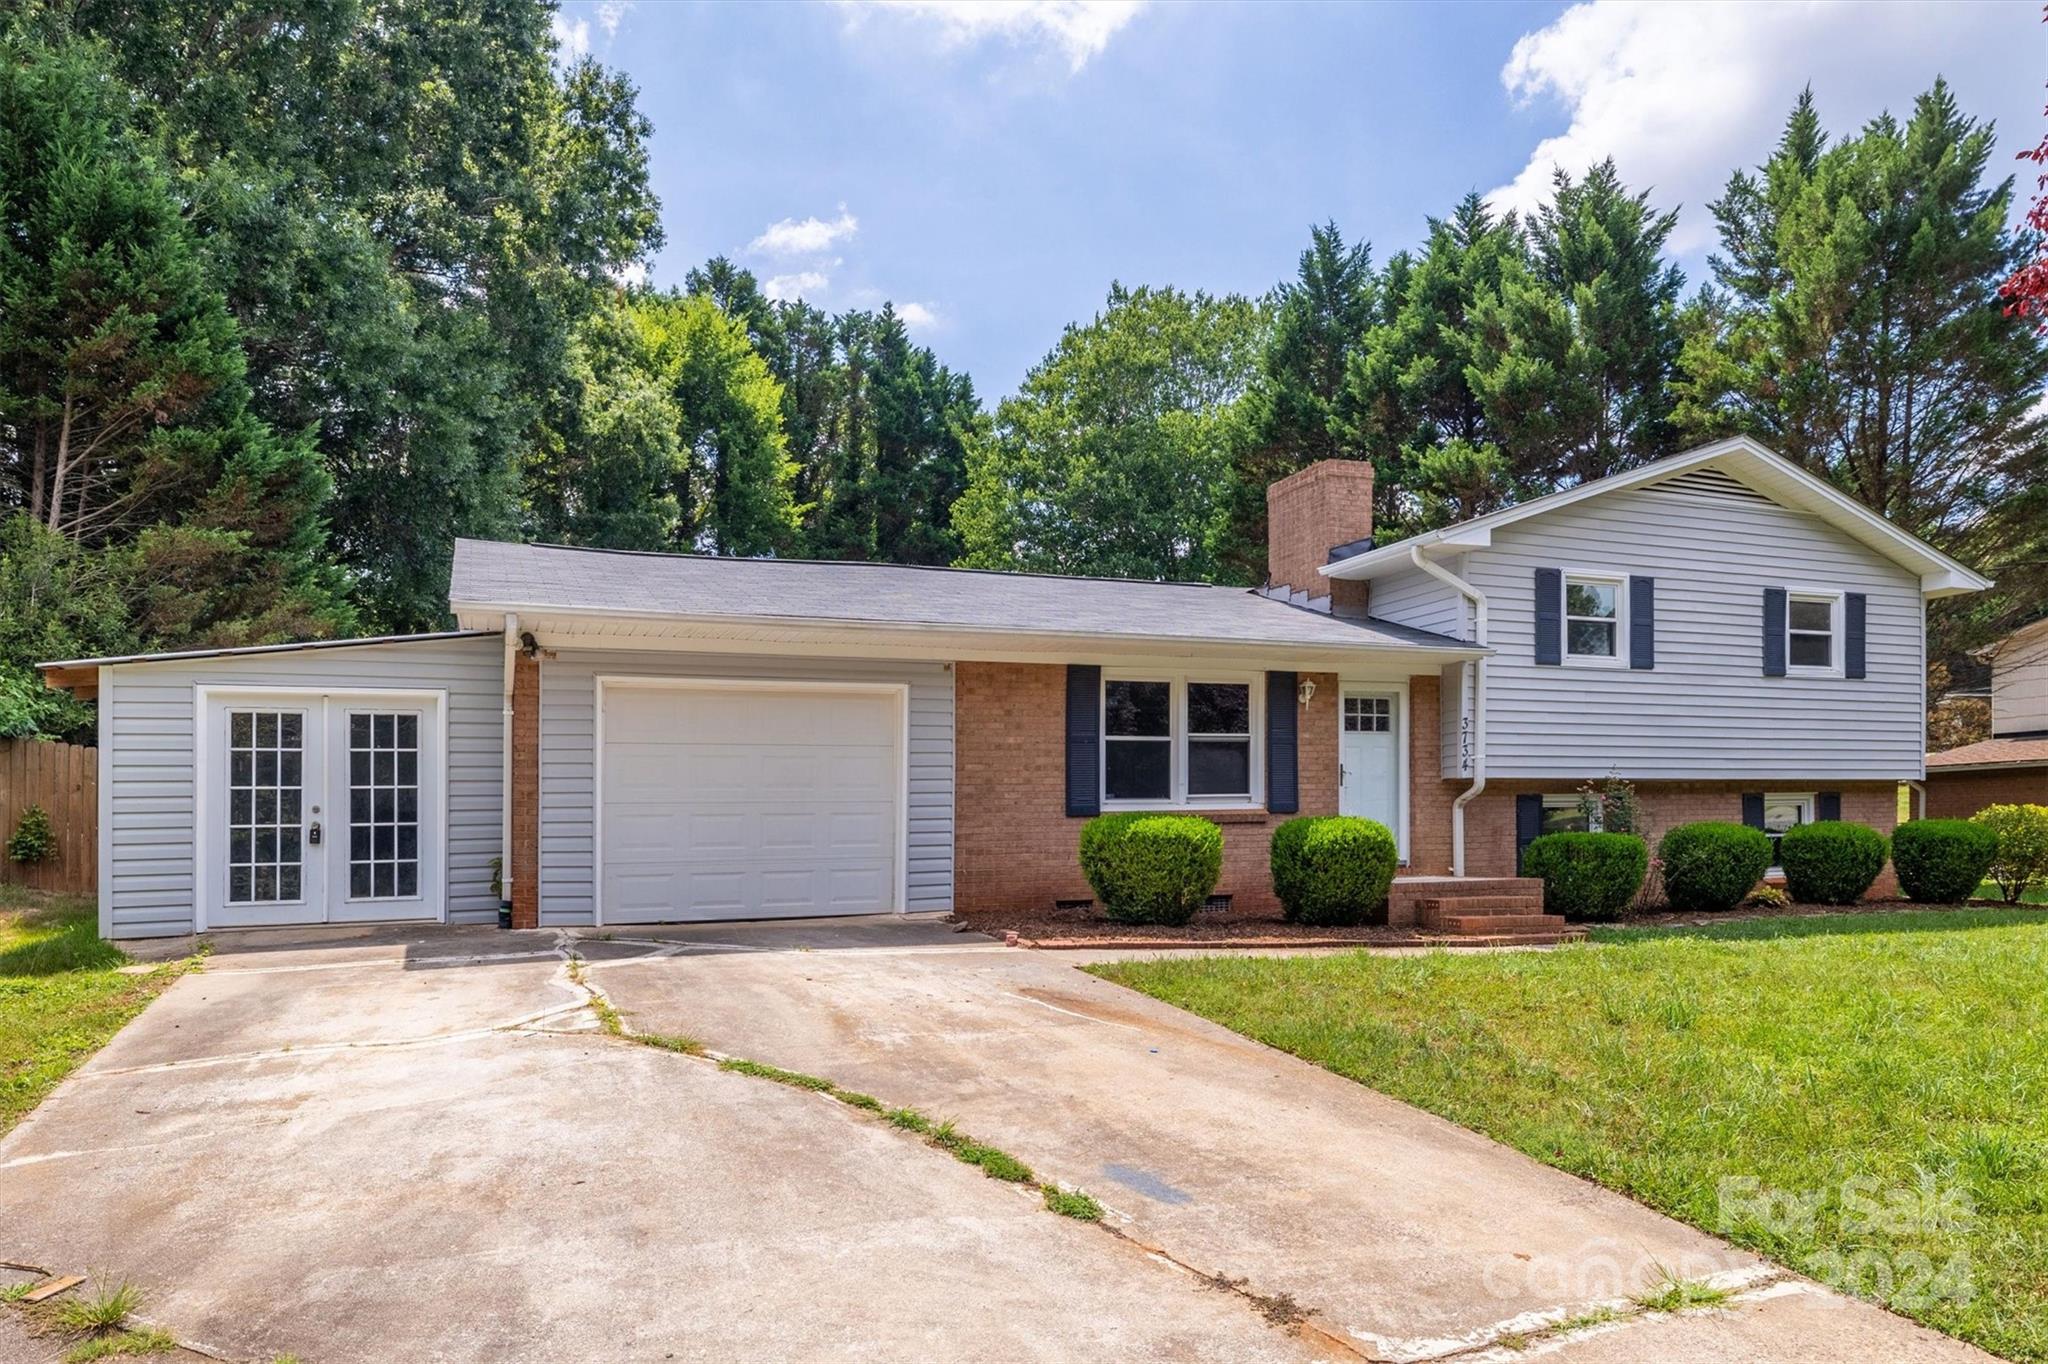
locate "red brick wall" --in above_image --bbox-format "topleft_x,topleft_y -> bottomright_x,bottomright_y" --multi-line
510,650 -> 540,929
1459,778 -> 1904,899
1406,672 -> 1456,875
1266,461 -> 1373,616
953,663 -> 1340,913
1923,768 -> 2048,820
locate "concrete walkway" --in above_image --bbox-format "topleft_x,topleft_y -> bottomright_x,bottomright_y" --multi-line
0,917 -> 2001,1362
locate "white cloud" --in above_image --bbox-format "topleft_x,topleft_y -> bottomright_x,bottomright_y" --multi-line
896,301 -> 942,334
612,260 -> 648,288
764,271 -> 831,302
551,12 -> 591,60
595,1 -> 630,37
749,206 -> 860,256
842,1 -> 1146,73
1487,1 -> 2035,254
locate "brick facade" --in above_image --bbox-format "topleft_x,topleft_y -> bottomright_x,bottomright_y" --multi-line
510,649 -> 540,930
1266,460 -> 1373,617
1923,767 -> 2048,820
1405,672 -> 1456,875
1459,778 -> 1905,899
954,662 -> 1342,913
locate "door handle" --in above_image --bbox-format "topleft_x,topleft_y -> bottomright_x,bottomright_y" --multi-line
308,821 -> 322,846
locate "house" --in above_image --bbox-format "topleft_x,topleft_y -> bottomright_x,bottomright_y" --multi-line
40,435 -> 1987,940
1923,616 -> 2048,818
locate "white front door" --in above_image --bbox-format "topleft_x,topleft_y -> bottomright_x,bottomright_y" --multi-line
600,681 -> 902,924
201,692 -> 444,930
1339,692 -> 1400,839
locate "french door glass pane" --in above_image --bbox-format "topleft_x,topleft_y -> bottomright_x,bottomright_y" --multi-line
227,708 -> 304,903
349,710 -> 421,900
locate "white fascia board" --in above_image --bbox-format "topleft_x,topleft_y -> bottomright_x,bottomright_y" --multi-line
450,600 -> 1490,670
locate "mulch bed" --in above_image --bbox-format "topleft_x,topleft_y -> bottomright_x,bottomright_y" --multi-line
950,897 -> 2044,950
1618,897 -> 2045,929
945,904 -> 1543,951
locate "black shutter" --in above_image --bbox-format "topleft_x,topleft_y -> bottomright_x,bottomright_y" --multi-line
1762,588 -> 1788,677
1534,568 -> 1563,665
1629,575 -> 1655,670
1266,672 -> 1299,815
1515,794 -> 1544,873
1064,665 -> 1101,818
1741,793 -> 1766,829
1817,791 -> 1842,821
1844,594 -> 1867,679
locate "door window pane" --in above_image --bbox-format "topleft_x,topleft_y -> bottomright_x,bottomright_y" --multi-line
349,709 -> 422,900
1344,696 -> 1392,733
226,708 -> 304,903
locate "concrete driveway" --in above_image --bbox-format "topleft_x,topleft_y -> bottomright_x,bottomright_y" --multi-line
0,918 -> 1998,1363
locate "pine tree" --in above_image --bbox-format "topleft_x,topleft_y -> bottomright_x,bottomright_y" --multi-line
1222,223 -> 1376,579
1469,160 -> 1684,492
1676,83 -> 2048,649
1343,193 -> 1524,530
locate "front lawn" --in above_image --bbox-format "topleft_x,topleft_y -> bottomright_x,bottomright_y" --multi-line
1091,910 -> 2048,1363
0,888 -> 190,1136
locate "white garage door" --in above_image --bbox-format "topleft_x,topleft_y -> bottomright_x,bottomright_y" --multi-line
600,682 -> 901,924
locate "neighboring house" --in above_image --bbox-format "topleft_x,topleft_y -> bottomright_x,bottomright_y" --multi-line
1924,617 -> 2048,818
40,435 -> 1986,940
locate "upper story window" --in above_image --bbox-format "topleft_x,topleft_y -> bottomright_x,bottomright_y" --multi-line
1564,573 -> 1624,664
1103,675 -> 1258,807
1787,592 -> 1840,674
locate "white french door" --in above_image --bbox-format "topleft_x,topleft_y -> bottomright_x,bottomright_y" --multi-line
200,690 -> 444,930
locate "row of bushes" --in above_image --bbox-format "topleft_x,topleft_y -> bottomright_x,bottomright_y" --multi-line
1078,812 -> 1397,927
1075,803 -> 2045,928
1529,809 -> 2029,919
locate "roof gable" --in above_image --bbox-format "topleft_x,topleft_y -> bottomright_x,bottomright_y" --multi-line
1322,437 -> 1990,599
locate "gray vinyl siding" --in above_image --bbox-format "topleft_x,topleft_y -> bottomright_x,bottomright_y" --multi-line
98,636 -> 505,938
1466,481 -> 1925,780
536,650 -> 955,925
1368,561 -> 1469,640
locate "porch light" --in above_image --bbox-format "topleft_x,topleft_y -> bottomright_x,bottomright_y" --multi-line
1297,678 -> 1317,706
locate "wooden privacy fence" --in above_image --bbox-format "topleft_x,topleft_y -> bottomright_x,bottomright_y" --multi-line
0,740 -> 97,894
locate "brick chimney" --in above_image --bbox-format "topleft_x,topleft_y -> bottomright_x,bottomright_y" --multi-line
1266,460 -> 1373,617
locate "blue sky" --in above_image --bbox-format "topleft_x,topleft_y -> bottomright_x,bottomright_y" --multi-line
556,1 -> 2044,402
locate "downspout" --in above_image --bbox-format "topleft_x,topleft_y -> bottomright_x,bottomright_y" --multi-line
500,611 -> 518,923
1410,545 -> 1488,876
1906,779 -> 1926,821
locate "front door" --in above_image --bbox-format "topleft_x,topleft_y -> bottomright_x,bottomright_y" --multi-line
1339,692 -> 1400,838
202,692 -> 443,930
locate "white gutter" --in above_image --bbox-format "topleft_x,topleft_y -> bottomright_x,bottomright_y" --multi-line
500,611 -> 518,915
1410,545 -> 1487,875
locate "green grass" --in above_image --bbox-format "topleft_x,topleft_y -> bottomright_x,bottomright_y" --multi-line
1,889 -> 190,1136
1977,879 -> 2048,906
1091,910 -> 2048,1363
51,1283 -> 141,1335
63,1328 -> 176,1361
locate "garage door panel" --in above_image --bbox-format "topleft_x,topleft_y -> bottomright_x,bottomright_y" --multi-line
600,684 -> 900,924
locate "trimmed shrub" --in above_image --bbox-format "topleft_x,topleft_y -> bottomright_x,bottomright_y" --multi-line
1778,821 -> 1888,905
1891,819 -> 1999,904
1077,813 -> 1223,926
1974,804 -> 2048,904
1522,832 -> 1648,922
1269,816 -> 1398,926
1658,821 -> 1772,912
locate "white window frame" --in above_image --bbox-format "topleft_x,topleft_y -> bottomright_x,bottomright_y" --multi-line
1763,791 -> 1816,875
1562,569 -> 1628,668
1785,588 -> 1843,677
1540,793 -> 1601,834
1101,671 -> 1264,811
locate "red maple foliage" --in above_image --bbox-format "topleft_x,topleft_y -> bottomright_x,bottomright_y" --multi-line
1999,7 -> 2048,327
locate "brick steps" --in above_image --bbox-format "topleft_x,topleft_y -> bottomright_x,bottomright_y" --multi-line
1436,913 -> 1570,935
1393,876 -> 1569,941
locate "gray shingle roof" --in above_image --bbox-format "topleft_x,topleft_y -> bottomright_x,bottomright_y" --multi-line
449,539 -> 1476,654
